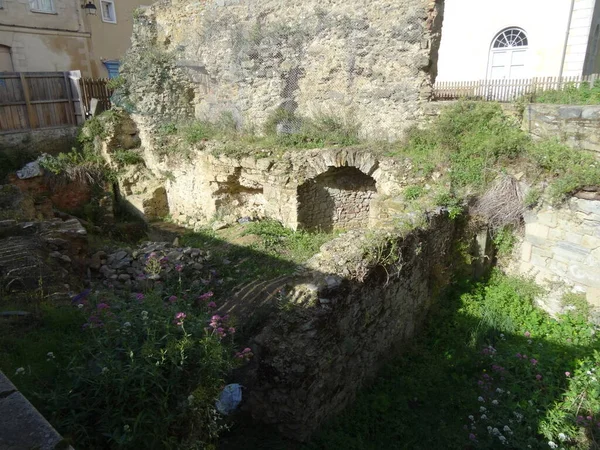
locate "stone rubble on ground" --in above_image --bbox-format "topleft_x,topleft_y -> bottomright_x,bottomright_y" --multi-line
91,241 -> 209,291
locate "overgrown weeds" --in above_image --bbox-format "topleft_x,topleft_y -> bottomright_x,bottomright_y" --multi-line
387,101 -> 600,204
528,80 -> 600,105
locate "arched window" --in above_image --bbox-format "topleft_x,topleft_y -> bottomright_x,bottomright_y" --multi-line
492,28 -> 528,49
488,27 -> 528,80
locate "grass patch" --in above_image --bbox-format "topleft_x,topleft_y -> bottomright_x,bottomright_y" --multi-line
529,80 -> 600,105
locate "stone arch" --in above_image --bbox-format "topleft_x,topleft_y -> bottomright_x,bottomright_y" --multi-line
297,166 -> 377,232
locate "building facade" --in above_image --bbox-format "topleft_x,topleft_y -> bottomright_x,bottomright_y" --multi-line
437,0 -> 600,81
0,0 -> 147,77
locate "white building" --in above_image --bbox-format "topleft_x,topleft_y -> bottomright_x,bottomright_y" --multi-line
437,0 -> 600,81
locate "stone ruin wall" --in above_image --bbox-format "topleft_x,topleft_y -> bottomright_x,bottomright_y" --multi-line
297,167 -> 377,231
516,197 -> 600,313
231,211 -> 478,439
114,130 -> 414,231
128,0 -> 444,140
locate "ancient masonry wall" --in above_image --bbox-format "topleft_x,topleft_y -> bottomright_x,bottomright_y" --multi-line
297,167 -> 377,231
518,198 -> 600,311
129,0 -> 444,140
123,140 -> 411,231
236,212 -> 472,439
523,104 -> 600,154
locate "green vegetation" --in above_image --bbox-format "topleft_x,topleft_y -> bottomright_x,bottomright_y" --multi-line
529,80 -> 600,105
178,220 -> 338,289
152,108 -> 360,159
1,252 -> 239,449
386,101 -> 600,204
112,149 -> 144,166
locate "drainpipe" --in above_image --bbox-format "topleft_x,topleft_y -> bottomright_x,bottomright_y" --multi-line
559,0 -> 576,83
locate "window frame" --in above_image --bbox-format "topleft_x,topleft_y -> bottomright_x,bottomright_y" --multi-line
30,0 -> 56,14
100,0 -> 117,24
492,28 -> 528,49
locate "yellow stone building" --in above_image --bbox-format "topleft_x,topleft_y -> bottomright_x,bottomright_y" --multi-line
0,0 -> 148,77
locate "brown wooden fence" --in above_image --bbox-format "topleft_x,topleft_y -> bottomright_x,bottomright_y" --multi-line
434,74 -> 600,102
0,71 -> 85,133
79,78 -> 113,115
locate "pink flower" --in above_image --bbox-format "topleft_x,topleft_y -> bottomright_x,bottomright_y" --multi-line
211,315 -> 221,321
207,301 -> 217,308
242,348 -> 252,354
168,295 -> 177,303
97,303 -> 110,310
524,331 -> 531,338
175,312 -> 187,320
530,358 -> 538,365
536,374 -> 542,380
515,353 -> 522,358
175,264 -> 183,272
135,293 -> 144,301
199,291 -> 214,300
566,371 -> 571,377
228,327 -> 236,334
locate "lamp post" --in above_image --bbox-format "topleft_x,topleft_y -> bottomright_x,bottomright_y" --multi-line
82,0 -> 97,15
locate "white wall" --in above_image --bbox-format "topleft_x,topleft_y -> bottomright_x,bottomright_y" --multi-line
437,0 -> 578,81
564,0 -> 597,76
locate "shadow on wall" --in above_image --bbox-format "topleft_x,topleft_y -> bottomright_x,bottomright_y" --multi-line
297,166 -> 377,232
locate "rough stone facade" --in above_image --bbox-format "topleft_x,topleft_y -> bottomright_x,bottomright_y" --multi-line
120,138 -> 417,231
298,166 -> 377,231
127,0 -> 444,140
234,212 -> 473,439
523,104 -> 600,154
517,198 -> 600,312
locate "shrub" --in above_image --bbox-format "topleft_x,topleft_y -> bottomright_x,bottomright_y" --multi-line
112,149 -> 144,166
404,185 -> 425,201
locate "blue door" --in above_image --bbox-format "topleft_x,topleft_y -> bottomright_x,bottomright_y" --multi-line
103,60 -> 120,78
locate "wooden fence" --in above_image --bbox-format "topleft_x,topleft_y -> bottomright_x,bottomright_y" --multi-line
79,78 -> 113,115
434,74 -> 600,102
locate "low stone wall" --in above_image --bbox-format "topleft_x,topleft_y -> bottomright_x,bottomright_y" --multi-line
0,127 -> 78,157
233,212 -> 479,439
523,104 -> 600,154
0,371 -> 72,450
517,198 -> 600,312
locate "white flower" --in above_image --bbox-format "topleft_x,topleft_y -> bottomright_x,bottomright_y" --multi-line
141,311 -> 149,320
468,415 -> 474,421
587,371 -> 592,375
558,433 -> 567,441
492,428 -> 500,435
124,425 -> 131,432
492,400 -> 499,405
15,367 -> 25,375
481,414 -> 488,420
478,396 -> 485,402
503,425 -> 512,434
499,435 -> 507,442
77,303 -> 84,309
480,406 -> 487,412
528,339 -> 532,344
548,441 -> 558,449
46,352 -> 55,359
487,426 -> 493,433
123,322 -> 131,327
188,394 -> 194,404
496,388 -> 504,394
101,367 -> 109,374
